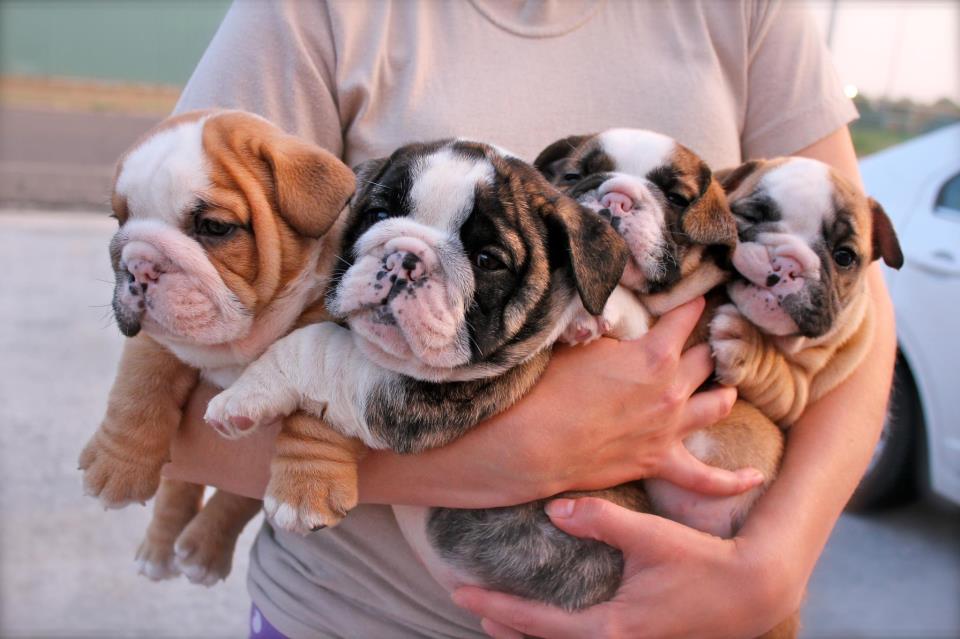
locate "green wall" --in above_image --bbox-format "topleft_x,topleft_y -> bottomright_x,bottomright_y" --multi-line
0,0 -> 231,85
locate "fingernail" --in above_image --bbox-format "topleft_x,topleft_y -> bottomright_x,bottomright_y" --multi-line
451,589 -> 469,608
741,469 -> 765,485
545,498 -> 574,518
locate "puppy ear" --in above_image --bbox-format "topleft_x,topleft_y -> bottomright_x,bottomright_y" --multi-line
545,196 -> 630,316
716,160 -> 762,195
534,134 -> 590,183
869,197 -> 904,269
682,171 -> 738,248
260,134 -> 356,238
352,157 -> 389,194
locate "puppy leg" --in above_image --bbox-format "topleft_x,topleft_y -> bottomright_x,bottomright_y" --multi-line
645,401 -> 784,538
173,489 -> 261,586
79,335 -> 198,507
264,411 -> 367,534
710,304 -> 810,425
135,478 -> 204,580
759,611 -> 801,639
205,323 -> 344,438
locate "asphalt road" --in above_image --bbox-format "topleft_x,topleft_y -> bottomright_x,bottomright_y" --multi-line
0,210 -> 957,638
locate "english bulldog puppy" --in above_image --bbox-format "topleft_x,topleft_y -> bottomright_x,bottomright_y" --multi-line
78,110 -> 355,584
203,140 -> 629,533
709,156 -> 904,426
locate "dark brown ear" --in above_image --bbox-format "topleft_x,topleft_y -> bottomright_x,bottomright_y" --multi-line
869,197 -> 903,269
534,134 -> 591,183
682,171 -> 738,248
352,157 -> 389,194
261,134 -> 356,238
545,196 -> 630,315
716,160 -> 762,195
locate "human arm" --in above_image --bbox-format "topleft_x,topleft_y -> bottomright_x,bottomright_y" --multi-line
452,125 -> 897,638
166,298 -> 759,505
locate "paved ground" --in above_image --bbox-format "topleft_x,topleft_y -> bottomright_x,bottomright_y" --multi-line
1,209 -> 957,638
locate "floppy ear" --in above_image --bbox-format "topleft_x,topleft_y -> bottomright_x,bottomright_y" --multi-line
545,196 -> 630,315
260,134 -> 356,238
352,157 -> 389,192
716,160 -> 762,195
869,197 -> 904,269
533,134 -> 591,183
682,170 -> 738,248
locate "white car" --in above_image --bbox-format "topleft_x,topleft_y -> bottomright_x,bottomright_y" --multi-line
851,123 -> 960,508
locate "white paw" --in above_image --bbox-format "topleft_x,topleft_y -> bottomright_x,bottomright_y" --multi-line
559,311 -> 610,346
203,387 -> 274,440
709,304 -> 750,386
264,496 -> 341,535
173,538 -> 230,587
135,541 -> 180,581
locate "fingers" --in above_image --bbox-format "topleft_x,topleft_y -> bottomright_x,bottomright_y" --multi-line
656,443 -> 765,496
452,587 -> 596,639
674,343 -> 716,395
543,497 -> 660,552
635,296 -> 705,369
676,386 -> 737,436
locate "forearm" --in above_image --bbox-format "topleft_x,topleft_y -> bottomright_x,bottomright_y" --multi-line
738,265 -> 895,594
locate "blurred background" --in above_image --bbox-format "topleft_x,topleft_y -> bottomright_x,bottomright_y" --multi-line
0,0 -> 957,637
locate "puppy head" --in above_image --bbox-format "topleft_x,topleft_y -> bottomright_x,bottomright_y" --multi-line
109,110 -> 355,345
328,140 -> 628,381
535,128 -> 737,296
721,157 -> 903,338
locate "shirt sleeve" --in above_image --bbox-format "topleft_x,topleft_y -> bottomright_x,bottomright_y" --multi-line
174,0 -> 344,157
741,0 -> 858,158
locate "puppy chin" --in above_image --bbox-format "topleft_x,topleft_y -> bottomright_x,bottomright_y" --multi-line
727,280 -> 800,336
141,282 -> 253,345
350,309 -> 470,372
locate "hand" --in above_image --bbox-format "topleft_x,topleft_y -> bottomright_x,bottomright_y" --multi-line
488,296 -> 757,501
452,497 -> 802,639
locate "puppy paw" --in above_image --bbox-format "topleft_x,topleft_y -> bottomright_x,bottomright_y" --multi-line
559,310 -> 610,346
264,468 -> 358,534
78,432 -> 161,508
203,387 -> 277,440
135,536 -> 180,581
173,526 -> 233,587
709,303 -> 753,386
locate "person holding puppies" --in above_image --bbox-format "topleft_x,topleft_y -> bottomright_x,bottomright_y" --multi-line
162,1 -> 897,637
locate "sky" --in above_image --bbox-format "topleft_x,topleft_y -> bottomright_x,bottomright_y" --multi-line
807,0 -> 960,104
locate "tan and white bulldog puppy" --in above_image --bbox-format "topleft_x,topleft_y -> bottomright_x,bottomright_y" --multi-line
203,139 -> 630,536
709,156 -> 904,425
78,110 -> 355,584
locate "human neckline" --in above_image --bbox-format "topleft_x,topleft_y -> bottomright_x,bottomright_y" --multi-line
468,0 -> 605,38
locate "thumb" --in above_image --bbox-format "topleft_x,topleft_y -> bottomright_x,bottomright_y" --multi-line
657,442 -> 765,497
544,497 -> 677,554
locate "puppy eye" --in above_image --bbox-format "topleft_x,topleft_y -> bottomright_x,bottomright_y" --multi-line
366,207 -> 391,224
562,173 -> 582,183
196,217 -> 236,238
666,192 -> 690,208
833,247 -> 858,268
473,250 -> 506,272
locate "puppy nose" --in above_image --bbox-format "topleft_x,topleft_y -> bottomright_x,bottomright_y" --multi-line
384,251 -> 426,282
126,258 -> 161,285
600,191 -> 636,217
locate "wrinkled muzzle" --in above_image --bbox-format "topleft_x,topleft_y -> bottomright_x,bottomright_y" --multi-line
110,219 -> 251,344
329,219 -> 474,370
573,174 -> 669,293
728,233 -> 833,337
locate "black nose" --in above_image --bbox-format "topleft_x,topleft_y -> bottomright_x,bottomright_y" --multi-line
401,253 -> 420,272
766,273 -> 780,287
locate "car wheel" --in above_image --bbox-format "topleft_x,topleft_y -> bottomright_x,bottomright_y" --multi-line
847,355 -> 923,511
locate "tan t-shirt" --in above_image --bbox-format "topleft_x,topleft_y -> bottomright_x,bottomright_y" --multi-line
176,1 -> 856,636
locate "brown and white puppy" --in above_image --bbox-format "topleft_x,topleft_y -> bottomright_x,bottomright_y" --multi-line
78,110 -> 355,584
203,139 -> 629,535
709,156 -> 904,425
